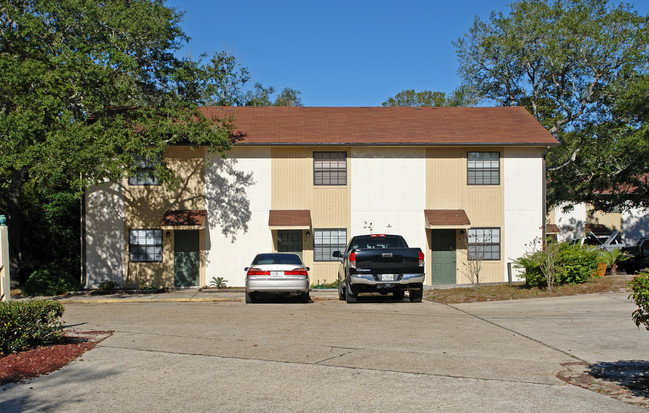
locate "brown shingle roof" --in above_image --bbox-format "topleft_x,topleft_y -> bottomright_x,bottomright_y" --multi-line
424,210 -> 471,226
268,210 -> 311,228
201,106 -> 558,146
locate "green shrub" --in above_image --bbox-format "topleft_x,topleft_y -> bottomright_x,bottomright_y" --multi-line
22,267 -> 80,296
0,300 -> 65,355
556,244 -> 599,284
515,242 -> 600,288
97,279 -> 119,291
629,270 -> 649,331
513,251 -> 545,287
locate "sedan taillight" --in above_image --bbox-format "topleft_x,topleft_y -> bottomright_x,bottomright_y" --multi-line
284,268 -> 308,276
247,268 -> 270,276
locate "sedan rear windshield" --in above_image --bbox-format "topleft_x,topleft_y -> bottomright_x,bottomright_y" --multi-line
252,253 -> 303,265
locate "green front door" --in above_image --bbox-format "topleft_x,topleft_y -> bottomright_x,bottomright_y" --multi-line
431,229 -> 456,285
174,230 -> 199,287
277,230 -> 303,259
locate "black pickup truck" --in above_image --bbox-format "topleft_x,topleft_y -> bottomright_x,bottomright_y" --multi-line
333,234 -> 425,303
619,238 -> 649,274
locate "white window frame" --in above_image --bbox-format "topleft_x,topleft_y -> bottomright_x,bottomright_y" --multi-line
129,229 -> 163,262
314,228 -> 347,261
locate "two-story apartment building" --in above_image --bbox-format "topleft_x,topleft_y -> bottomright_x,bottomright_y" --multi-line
84,106 -> 559,289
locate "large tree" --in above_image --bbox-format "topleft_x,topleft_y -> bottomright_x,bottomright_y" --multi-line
454,0 -> 649,210
179,51 -> 303,107
0,0 -> 234,281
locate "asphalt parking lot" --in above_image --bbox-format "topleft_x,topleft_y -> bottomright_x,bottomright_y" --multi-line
1,292 -> 648,412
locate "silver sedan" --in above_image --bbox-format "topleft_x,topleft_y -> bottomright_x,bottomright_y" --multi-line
244,253 -> 310,303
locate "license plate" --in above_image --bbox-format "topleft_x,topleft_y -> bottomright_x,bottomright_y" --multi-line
381,274 -> 394,281
270,271 -> 284,277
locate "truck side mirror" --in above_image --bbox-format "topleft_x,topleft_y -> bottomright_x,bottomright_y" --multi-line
332,251 -> 341,258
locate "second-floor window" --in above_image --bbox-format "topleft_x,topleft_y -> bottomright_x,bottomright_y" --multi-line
128,157 -> 160,186
467,152 -> 500,185
314,151 -> 346,185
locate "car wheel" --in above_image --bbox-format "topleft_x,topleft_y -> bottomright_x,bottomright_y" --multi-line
409,283 -> 423,302
301,292 -> 310,303
338,281 -> 345,301
245,290 -> 255,304
393,289 -> 405,300
345,281 -> 358,303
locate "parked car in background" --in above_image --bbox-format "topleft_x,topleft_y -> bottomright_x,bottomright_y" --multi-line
244,253 -> 310,303
334,234 -> 425,303
570,231 -> 624,252
619,239 -> 649,274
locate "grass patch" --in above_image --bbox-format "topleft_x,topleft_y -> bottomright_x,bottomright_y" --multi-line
425,273 -> 633,304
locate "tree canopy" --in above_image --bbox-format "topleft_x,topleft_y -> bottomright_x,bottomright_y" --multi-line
0,0 -> 301,282
454,0 -> 649,210
382,87 -> 477,107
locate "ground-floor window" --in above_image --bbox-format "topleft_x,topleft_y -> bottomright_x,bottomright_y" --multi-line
314,228 -> 347,261
467,228 -> 500,260
129,229 -> 163,262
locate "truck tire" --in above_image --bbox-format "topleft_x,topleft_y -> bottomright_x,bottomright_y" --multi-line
338,281 -> 345,300
409,283 -> 423,302
393,289 -> 405,300
345,281 -> 358,303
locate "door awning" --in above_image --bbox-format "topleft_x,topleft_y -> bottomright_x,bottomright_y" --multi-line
269,210 -> 312,230
424,209 -> 471,229
546,224 -> 560,234
161,210 -> 207,230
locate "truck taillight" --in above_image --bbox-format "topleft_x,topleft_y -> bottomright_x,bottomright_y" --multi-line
418,251 -> 424,267
284,268 -> 308,276
349,251 -> 356,267
247,268 -> 270,276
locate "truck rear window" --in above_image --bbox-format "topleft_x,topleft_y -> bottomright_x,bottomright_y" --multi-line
351,237 -> 407,250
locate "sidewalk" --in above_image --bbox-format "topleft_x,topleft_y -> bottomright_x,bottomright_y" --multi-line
32,288 -> 342,304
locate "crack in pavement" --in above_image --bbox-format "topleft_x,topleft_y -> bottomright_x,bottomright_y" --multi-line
446,303 -> 586,363
94,344 -> 565,388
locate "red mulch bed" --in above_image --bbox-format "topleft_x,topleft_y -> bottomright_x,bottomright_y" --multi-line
0,331 -> 112,386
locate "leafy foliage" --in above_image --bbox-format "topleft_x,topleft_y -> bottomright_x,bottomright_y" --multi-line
382,86 -> 477,107
454,0 -> 649,210
209,276 -> 228,289
21,268 -> 80,296
0,300 -> 64,355
629,270 -> 649,331
0,1 -> 304,286
515,242 -> 599,288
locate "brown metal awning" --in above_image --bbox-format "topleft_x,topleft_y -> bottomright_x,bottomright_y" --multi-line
161,210 -> 207,230
546,224 -> 560,234
269,210 -> 311,230
424,209 -> 471,229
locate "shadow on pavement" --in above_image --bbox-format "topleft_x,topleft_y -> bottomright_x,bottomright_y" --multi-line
588,360 -> 649,399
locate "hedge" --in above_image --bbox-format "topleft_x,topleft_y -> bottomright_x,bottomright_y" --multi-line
0,300 -> 65,355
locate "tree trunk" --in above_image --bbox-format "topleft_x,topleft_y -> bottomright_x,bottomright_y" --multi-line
7,169 -> 26,283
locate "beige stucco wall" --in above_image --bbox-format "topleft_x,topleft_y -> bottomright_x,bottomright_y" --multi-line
426,147 -> 505,284
271,147 -> 350,284
122,146 -> 207,288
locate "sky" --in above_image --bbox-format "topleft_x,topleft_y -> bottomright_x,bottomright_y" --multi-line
165,0 -> 649,107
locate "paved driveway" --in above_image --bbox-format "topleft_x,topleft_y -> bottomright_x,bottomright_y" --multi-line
1,293 -> 648,412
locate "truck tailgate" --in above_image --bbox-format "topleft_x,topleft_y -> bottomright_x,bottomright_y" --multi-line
354,249 -> 422,274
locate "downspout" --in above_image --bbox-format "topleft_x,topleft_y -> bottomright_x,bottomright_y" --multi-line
80,175 -> 87,289
542,146 -> 551,243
